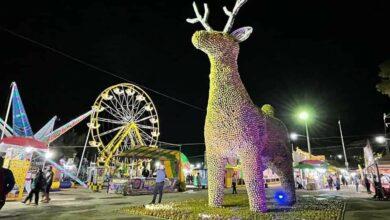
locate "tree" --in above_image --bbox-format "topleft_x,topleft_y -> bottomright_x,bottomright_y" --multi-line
376,60 -> 390,96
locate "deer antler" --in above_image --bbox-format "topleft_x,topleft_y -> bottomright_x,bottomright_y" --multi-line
186,2 -> 213,31
222,0 -> 248,33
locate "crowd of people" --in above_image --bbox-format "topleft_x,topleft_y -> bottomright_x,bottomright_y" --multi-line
0,156 -> 55,210
324,174 -> 372,193
295,171 -> 386,200
22,166 -> 54,206
185,173 -> 203,189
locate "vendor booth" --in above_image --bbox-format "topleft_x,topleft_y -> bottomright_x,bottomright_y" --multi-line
365,155 -> 390,198
294,160 -> 338,190
292,148 -> 339,190
363,140 -> 390,198
96,146 -> 190,195
0,82 -> 91,200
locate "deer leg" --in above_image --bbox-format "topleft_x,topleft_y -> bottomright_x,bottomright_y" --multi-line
239,147 -> 267,213
268,155 -> 296,205
206,150 -> 226,207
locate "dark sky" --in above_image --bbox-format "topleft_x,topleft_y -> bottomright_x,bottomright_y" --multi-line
1,0 -> 389,160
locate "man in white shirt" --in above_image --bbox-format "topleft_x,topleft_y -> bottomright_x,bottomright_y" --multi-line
150,164 -> 166,204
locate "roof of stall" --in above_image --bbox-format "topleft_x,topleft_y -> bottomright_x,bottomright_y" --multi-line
0,137 -> 47,150
378,155 -> 390,166
118,146 -> 181,161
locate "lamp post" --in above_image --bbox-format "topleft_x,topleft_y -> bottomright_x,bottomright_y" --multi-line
298,111 -> 312,158
290,132 -> 298,152
374,135 -> 387,198
383,113 -> 390,154
338,120 -> 349,171
375,136 -> 390,156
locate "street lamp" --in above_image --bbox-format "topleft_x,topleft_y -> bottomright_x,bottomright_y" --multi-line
375,136 -> 386,144
290,132 -> 299,141
298,112 -> 309,121
45,151 -> 54,159
297,111 -> 312,158
290,132 -> 305,152
375,135 -> 390,154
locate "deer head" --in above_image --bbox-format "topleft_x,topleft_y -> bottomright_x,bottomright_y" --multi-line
186,0 -> 253,56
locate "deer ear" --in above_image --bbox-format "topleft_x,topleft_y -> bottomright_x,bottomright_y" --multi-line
230,26 -> 253,42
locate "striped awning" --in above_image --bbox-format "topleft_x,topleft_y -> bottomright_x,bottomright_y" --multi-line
118,146 -> 179,160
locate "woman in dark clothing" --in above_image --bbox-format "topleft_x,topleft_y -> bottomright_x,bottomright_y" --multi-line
0,157 -> 15,210
327,176 -> 334,190
335,178 -> 341,190
364,175 -> 371,194
373,175 -> 384,199
22,169 -> 45,205
232,174 -> 238,194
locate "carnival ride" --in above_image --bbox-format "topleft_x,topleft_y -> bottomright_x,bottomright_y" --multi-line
85,83 -> 189,193
87,83 -> 159,168
0,82 -> 91,200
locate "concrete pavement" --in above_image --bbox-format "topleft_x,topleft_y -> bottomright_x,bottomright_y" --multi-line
1,185 -> 388,220
0,188 -> 206,220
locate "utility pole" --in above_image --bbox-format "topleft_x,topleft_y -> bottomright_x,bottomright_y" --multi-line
291,142 -> 294,153
77,128 -> 91,177
304,121 -> 311,158
383,113 -> 390,154
1,83 -> 15,140
338,120 -> 349,171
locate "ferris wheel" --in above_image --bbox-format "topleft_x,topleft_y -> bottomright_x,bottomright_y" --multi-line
88,83 -> 160,166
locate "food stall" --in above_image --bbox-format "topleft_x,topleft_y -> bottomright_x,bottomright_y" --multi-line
105,146 -> 190,195
0,138 -> 47,201
365,155 -> 390,198
294,160 -> 338,190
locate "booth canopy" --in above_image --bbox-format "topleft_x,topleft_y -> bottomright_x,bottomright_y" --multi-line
294,160 -> 336,170
118,146 -> 187,162
294,163 -> 316,169
0,137 -> 47,150
118,146 -> 191,180
300,160 -> 326,165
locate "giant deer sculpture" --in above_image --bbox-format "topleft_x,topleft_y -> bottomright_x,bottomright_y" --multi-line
186,0 -> 296,212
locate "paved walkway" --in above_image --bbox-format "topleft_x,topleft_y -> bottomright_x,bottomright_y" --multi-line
1,185 -> 388,219
0,188 -> 207,220
298,185 -> 390,220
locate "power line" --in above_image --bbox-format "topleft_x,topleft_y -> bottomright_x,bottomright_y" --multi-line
187,155 -> 205,158
158,140 -> 205,146
311,134 -> 371,140
160,134 -> 378,149
0,26 -> 205,112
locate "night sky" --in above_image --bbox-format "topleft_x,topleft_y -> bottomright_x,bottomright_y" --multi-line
1,0 -> 389,162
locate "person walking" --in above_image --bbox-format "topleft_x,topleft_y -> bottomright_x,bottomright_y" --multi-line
0,157 -> 15,210
232,174 -> 238,194
364,175 -> 371,194
327,175 -> 334,190
335,177 -> 341,191
23,169 -> 45,205
353,176 -> 359,192
296,175 -> 303,189
196,173 -> 202,189
341,175 -> 347,186
150,164 -> 166,204
42,166 -> 54,203
372,175 -> 384,199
